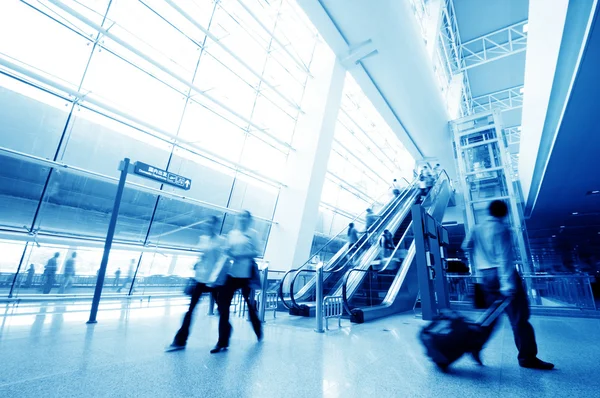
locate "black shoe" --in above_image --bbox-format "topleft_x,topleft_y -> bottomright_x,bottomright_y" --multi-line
210,345 -> 227,354
256,328 -> 263,342
165,343 -> 186,352
471,350 -> 483,366
519,358 -> 555,370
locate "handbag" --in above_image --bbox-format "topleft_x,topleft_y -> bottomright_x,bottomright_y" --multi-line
183,278 -> 196,296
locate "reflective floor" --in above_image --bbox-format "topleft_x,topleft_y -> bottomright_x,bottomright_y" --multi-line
0,301 -> 599,398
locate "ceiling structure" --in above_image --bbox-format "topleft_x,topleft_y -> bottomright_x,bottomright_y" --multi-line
298,0 -> 457,178
526,6 -> 600,240
452,0 -> 529,177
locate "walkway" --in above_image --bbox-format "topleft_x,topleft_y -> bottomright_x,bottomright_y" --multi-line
0,301 -> 598,397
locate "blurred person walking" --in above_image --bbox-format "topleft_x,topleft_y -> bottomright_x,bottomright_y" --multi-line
42,252 -> 60,294
167,216 -> 225,351
462,200 -> 554,370
211,210 -> 262,354
114,268 -> 121,287
117,259 -> 136,293
24,264 -> 35,288
59,252 -> 77,294
347,222 -> 360,265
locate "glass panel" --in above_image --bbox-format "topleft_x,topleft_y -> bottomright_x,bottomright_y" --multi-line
34,169 -> 118,239
0,77 -> 70,158
193,48 -> 259,121
60,107 -> 172,182
250,94 -> 297,144
177,99 -> 246,163
0,240 -> 27,296
81,47 -> 187,133
210,2 -> 269,73
167,148 -> 235,206
228,175 -> 279,220
0,0 -> 93,86
0,156 -> 50,229
146,196 -> 225,248
106,0 -> 201,79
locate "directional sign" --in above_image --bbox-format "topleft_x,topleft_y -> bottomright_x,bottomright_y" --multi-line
133,161 -> 192,190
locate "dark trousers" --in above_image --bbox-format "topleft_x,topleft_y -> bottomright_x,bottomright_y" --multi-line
216,276 -> 261,347
480,269 -> 538,361
42,274 -> 55,294
173,282 -> 212,346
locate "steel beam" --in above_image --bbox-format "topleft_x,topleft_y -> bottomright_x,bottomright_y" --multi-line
471,85 -> 524,113
459,20 -> 528,71
504,125 -> 522,146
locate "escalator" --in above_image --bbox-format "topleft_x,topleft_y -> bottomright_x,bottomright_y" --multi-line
341,171 -> 453,323
279,181 -> 418,316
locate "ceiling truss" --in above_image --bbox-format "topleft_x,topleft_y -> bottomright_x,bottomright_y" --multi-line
471,85 -> 524,113
459,20 -> 528,71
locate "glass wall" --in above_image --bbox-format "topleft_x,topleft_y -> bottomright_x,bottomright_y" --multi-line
314,72 -> 414,250
0,0 -> 324,297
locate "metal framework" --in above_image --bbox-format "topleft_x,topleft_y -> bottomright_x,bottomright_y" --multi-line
459,20 -> 528,71
471,85 -> 524,113
439,0 -> 473,115
504,125 -> 522,146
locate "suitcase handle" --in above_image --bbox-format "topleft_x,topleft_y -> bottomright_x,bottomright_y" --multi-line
477,298 -> 512,327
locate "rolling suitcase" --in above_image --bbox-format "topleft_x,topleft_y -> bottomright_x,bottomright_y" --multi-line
419,298 -> 511,370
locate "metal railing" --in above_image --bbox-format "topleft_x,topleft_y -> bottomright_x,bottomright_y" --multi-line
447,274 -> 597,311
279,182 -> 415,310
287,182 -> 419,311
323,296 -> 344,330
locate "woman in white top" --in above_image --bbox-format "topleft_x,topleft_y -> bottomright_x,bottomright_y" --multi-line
211,210 -> 262,353
167,216 -> 225,351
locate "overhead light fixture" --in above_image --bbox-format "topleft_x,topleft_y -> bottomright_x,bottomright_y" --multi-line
552,235 -> 556,238
523,23 -> 529,33
572,212 -> 579,215
560,226 -> 565,228
587,190 -> 600,195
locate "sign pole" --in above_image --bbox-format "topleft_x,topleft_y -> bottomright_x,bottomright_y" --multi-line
87,158 -> 130,324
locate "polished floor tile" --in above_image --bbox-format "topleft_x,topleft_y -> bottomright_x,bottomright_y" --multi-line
0,303 -> 599,398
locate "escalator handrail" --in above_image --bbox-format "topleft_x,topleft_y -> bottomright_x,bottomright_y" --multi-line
277,186 -> 398,309
341,170 -> 451,313
298,186 -> 401,270
340,190 -> 420,313
344,186 -> 419,271
342,183 -> 418,267
378,220 -> 414,273
281,181 -> 417,310
376,172 -> 449,273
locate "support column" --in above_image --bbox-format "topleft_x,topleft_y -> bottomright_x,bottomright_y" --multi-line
425,0 -> 443,60
263,44 -> 345,271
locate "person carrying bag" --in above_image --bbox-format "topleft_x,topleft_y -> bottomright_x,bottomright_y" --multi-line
210,210 -> 263,354
166,216 -> 225,352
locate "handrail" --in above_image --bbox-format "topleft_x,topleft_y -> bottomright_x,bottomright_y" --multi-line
340,170 -> 451,315
342,183 -> 417,267
378,221 -> 413,273
338,189 -> 420,312
278,181 -> 416,309
290,182 -> 418,303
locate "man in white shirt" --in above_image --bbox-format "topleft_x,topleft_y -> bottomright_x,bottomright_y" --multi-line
462,200 -> 554,370
167,216 -> 225,351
